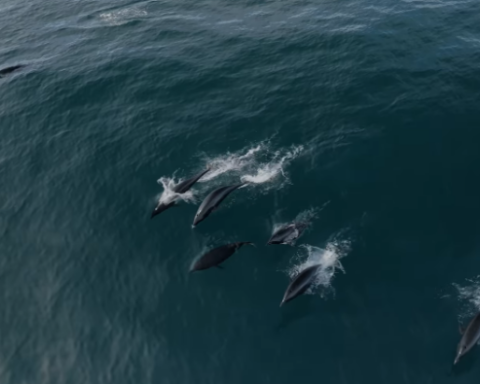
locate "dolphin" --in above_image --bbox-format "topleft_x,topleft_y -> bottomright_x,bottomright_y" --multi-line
267,222 -> 308,245
151,167 -> 210,219
0,65 -> 24,77
190,242 -> 255,271
454,312 -> 480,365
280,264 -> 321,306
193,183 -> 244,226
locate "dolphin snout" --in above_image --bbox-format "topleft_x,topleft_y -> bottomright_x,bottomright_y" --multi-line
151,202 -> 175,219
454,354 -> 461,365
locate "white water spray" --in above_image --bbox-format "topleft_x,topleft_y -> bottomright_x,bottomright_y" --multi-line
99,7 -> 148,26
155,176 -> 196,206
287,240 -> 350,296
154,141 -> 305,206
454,276 -> 480,320
241,145 -> 304,186
200,144 -> 266,182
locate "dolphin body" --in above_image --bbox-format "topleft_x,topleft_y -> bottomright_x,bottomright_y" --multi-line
151,168 -> 210,219
267,222 -> 308,245
0,65 -> 24,77
280,264 -> 321,306
190,242 -> 254,271
193,183 -> 244,227
454,312 -> 480,365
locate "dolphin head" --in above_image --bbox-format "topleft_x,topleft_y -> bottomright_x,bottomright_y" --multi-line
193,209 -> 204,227
151,202 -> 174,219
193,215 -> 200,227
454,344 -> 467,365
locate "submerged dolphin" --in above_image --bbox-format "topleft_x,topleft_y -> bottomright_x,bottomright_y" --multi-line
151,168 -> 210,219
0,65 -> 24,77
280,264 -> 321,306
190,242 -> 255,271
454,312 -> 480,365
267,222 -> 308,245
193,183 -> 244,226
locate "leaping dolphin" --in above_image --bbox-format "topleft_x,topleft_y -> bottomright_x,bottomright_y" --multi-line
151,168 -> 210,219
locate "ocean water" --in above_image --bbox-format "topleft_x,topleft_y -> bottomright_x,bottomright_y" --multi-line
2,0 -> 480,382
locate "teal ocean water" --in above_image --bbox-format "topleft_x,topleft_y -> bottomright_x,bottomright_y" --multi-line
2,0 -> 480,382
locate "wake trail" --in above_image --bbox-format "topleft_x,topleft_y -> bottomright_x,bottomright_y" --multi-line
155,140 -> 306,205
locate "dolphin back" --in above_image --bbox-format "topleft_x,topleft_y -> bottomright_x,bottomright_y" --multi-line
0,64 -> 24,76
205,183 -> 244,212
192,244 -> 235,270
268,224 -> 297,244
213,183 -> 244,203
191,241 -> 251,271
173,168 -> 210,194
193,183 -> 244,226
462,313 -> 480,349
281,265 -> 321,306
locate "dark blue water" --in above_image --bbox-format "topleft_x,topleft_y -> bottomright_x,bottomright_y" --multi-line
2,0 -> 480,382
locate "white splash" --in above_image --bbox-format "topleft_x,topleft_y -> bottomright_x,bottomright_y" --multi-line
454,277 -> 480,320
154,141 -> 305,207
99,7 -> 147,26
287,240 -> 350,296
156,176 -> 196,206
241,145 -> 304,186
269,204 -> 329,243
200,144 -> 265,182
294,205 -> 326,225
